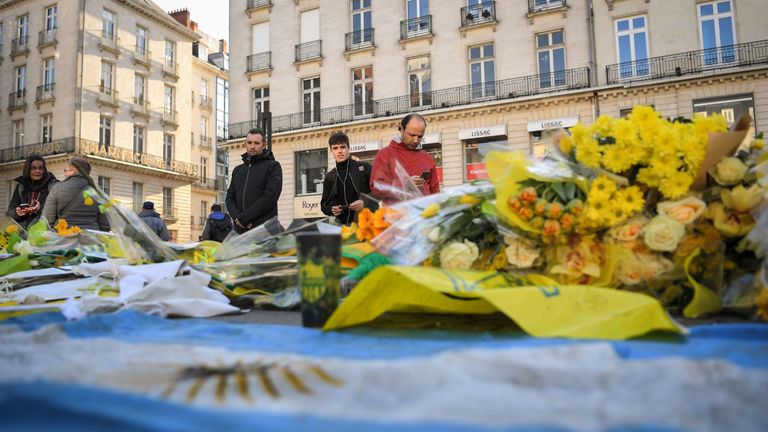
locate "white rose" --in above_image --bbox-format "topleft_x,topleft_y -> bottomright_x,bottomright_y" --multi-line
711,157 -> 748,185
505,237 -> 541,268
439,239 -> 479,270
644,215 -> 686,252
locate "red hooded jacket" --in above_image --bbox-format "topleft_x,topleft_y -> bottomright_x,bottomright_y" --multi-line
370,139 -> 439,203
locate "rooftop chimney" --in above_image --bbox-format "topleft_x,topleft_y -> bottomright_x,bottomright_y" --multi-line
169,8 -> 191,27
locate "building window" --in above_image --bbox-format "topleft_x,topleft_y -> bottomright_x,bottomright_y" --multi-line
15,65 -> 27,93
295,149 -> 327,195
13,120 -> 24,148
201,118 -> 209,140
351,0 -> 372,45
302,77 -> 321,124
216,77 -> 229,139
408,56 -> 431,108
698,0 -> 736,65
165,40 -> 176,65
99,116 -> 112,149
252,87 -> 270,121
132,182 -> 144,212
163,134 -> 174,165
163,187 -> 174,216
200,201 -> 209,224
100,61 -> 113,91
200,157 -> 208,179
693,94 -> 754,132
532,0 -> 564,12
537,30 -> 566,88
164,85 -> 175,112
352,66 -> 373,116
45,5 -> 57,31
17,15 -> 29,42
465,136 -> 508,181
469,43 -> 495,98
134,74 -> 146,103
133,125 -> 145,153
201,79 -> 208,99
136,25 -> 147,55
43,58 -> 55,87
102,9 -> 115,39
98,176 -> 111,195
41,114 -> 52,143
616,15 -> 649,78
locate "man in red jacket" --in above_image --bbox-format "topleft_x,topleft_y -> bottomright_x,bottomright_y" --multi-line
370,113 -> 439,203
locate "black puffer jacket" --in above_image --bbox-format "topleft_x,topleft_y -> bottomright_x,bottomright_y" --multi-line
225,150 -> 282,233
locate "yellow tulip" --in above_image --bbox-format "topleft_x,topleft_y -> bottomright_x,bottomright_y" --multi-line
421,203 -> 441,218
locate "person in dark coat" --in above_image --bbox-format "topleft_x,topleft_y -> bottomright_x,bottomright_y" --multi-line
41,157 -> 110,231
138,201 -> 170,241
5,155 -> 58,229
225,128 -> 282,233
320,132 -> 378,225
200,204 -> 233,242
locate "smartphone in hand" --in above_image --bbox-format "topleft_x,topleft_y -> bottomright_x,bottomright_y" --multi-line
19,203 -> 30,209
420,171 -> 431,180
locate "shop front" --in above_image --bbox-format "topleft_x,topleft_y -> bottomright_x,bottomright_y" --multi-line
460,125 -> 508,181
527,116 -> 580,160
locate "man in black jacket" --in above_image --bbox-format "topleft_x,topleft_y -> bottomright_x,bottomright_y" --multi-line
320,132 -> 378,225
225,128 -> 283,233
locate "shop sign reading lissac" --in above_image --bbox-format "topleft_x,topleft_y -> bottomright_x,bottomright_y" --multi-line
458,125 -> 507,140
349,141 -> 380,153
526,116 -> 580,132
294,194 -> 323,219
421,133 -> 441,145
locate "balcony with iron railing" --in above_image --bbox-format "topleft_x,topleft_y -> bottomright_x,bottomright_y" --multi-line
400,16 -> 433,41
193,177 -> 218,191
225,67 -> 590,139
461,1 -> 497,29
132,97 -> 150,117
199,136 -> 213,149
38,28 -> 57,49
133,45 -> 151,67
247,51 -> 271,73
606,39 -> 768,85
528,0 -> 567,13
11,36 -> 29,57
163,60 -> 179,80
294,40 -> 322,63
200,95 -> 213,110
98,85 -> 119,108
8,89 -> 26,111
98,30 -> 120,55
345,28 -> 375,53
163,109 -> 179,128
36,84 -> 55,104
246,0 -> 271,14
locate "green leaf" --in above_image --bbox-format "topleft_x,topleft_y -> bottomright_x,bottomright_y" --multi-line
565,182 -> 576,200
551,182 -> 567,202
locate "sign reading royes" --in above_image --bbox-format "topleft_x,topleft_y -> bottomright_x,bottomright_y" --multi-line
294,194 -> 323,218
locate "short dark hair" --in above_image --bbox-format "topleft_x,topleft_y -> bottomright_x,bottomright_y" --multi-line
142,201 -> 154,210
328,132 -> 349,147
399,113 -> 427,131
211,204 -> 222,212
247,128 -> 265,139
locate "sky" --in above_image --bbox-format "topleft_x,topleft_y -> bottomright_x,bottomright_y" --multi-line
153,0 -> 229,41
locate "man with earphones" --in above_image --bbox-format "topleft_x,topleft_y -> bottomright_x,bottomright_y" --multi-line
370,113 -> 440,203
320,132 -> 377,225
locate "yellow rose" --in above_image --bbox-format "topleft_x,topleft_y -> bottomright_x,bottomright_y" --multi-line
439,239 -> 479,270
721,184 -> 764,213
710,157 -> 748,185
607,216 -> 648,243
504,237 -> 541,269
643,215 -> 686,252
656,197 -> 706,225
615,252 -> 673,286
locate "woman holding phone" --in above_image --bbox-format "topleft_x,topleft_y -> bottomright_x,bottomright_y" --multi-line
5,155 -> 58,229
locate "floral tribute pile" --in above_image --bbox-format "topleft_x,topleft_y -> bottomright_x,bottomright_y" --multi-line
347,106 -> 768,320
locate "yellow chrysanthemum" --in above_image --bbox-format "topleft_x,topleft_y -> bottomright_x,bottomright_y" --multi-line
601,146 -> 634,173
591,176 -> 618,197
614,186 -> 645,215
593,115 -> 615,138
659,171 -> 694,199
5,225 -> 19,235
574,139 -> 602,169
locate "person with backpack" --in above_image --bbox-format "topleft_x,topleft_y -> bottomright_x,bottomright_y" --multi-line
201,204 -> 233,242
